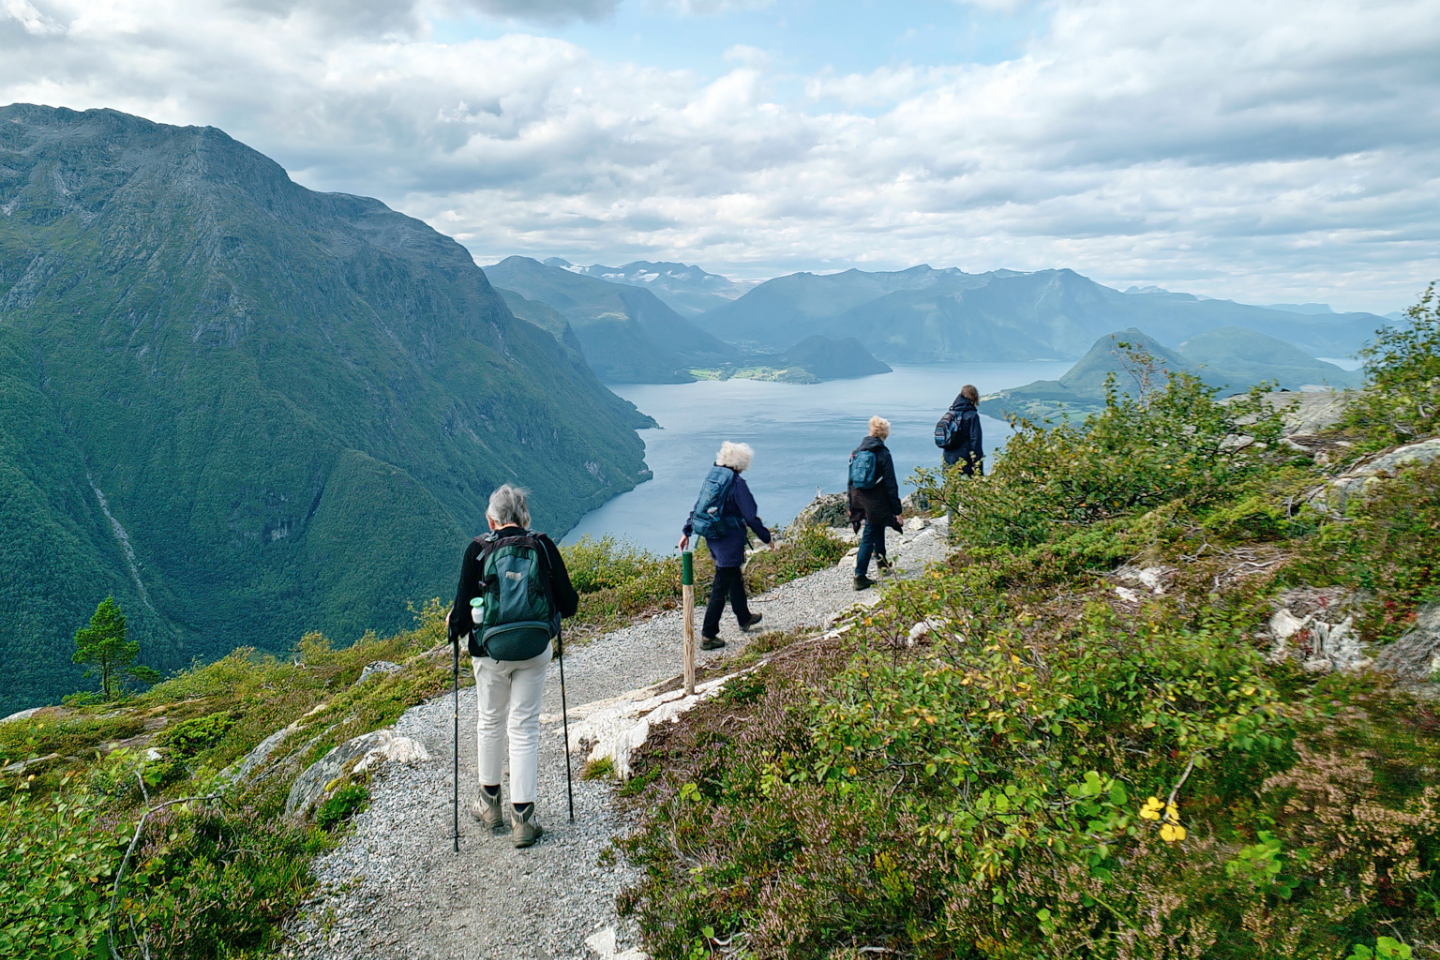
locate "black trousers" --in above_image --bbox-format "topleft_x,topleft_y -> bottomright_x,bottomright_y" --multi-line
702,565 -> 752,639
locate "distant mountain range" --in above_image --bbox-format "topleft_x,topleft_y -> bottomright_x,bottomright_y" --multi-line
692,267 -> 1390,362
485,256 -> 893,384
0,105 -> 652,713
541,258 -> 750,317
485,256 -> 739,382
487,259 -> 1392,385
992,327 -> 1362,421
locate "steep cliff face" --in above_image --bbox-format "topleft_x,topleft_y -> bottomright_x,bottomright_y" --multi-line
0,104 -> 650,712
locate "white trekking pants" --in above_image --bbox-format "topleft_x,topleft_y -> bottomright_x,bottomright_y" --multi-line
472,641 -> 552,805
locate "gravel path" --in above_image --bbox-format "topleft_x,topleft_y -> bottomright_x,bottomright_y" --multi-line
282,518 -> 949,960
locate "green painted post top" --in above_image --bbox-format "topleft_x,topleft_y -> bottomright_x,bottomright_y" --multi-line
681,551 -> 694,586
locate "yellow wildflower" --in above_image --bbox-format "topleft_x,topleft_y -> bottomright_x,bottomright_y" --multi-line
1160,823 -> 1187,842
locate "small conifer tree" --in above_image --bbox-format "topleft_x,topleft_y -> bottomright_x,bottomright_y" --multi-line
72,596 -> 139,701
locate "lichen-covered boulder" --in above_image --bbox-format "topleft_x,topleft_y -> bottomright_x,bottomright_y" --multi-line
791,492 -> 849,530
285,729 -> 431,819
1375,604 -> 1440,682
1308,438 -> 1440,513
356,660 -> 402,685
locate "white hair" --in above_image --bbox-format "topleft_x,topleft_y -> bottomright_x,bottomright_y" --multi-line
868,416 -> 891,439
486,484 -> 531,528
715,441 -> 754,472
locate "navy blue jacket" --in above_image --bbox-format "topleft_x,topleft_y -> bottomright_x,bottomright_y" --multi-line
942,396 -> 984,469
683,469 -> 771,568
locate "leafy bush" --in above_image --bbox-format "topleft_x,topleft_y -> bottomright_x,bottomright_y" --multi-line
917,356 -> 1285,550
159,712 -> 235,756
1344,283 -> 1440,447
316,782 -> 370,830
0,774 -> 124,960
619,607 -> 1322,959
563,535 -> 661,594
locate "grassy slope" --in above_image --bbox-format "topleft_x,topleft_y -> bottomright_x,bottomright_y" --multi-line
0,524 -> 849,960
616,335 -> 1440,959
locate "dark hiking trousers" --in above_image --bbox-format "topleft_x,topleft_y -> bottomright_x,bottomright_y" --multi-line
855,520 -> 887,577
702,565 -> 752,639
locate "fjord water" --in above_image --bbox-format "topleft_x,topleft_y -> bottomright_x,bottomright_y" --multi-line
565,361 -> 1070,553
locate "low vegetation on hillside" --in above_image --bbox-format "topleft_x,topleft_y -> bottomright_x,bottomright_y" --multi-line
615,287 -> 1440,960
0,524 -> 847,960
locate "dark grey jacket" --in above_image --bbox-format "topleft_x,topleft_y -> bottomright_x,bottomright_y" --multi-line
848,435 -> 903,532
942,396 -> 984,469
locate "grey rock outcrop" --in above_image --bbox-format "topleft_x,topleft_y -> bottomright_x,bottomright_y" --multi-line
1374,604 -> 1440,682
791,492 -> 848,530
286,729 -> 432,820
1307,437 -> 1440,513
356,661 -> 402,685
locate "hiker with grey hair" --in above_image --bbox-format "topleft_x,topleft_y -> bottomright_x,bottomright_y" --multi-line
446,484 -> 578,849
848,416 -> 903,590
678,441 -> 773,649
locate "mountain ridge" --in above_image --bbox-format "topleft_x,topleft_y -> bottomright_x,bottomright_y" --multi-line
0,104 -> 651,712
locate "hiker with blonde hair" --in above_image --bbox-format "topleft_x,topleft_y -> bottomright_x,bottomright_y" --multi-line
678,441 -> 772,649
848,416 -> 903,590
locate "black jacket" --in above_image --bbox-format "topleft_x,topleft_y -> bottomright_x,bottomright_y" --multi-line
448,525 -> 579,647
848,435 -> 904,531
942,395 -> 984,469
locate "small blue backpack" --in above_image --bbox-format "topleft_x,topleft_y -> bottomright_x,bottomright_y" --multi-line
849,448 -> 881,490
689,465 -> 738,539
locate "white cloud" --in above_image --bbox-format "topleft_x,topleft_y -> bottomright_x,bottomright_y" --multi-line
4,0 -> 64,35
0,0 -> 1437,311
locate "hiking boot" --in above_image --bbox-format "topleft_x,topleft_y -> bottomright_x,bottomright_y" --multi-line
853,575 -> 874,591
700,634 -> 726,650
511,804 -> 544,849
471,788 -> 505,832
875,556 -> 891,572
740,612 -> 763,631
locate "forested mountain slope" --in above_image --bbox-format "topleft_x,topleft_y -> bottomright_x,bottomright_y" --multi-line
0,104 -> 651,713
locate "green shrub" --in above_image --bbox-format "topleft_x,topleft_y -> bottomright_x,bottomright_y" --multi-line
619,607 -> 1319,959
159,712 -> 235,756
0,774 -> 124,960
0,712 -> 145,761
563,535 -> 659,594
917,356 -> 1285,550
315,782 -> 370,830
1344,283 -> 1440,448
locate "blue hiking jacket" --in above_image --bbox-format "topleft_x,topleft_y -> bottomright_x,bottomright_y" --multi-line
683,469 -> 771,568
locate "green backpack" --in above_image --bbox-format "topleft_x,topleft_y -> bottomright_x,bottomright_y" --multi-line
471,532 -> 560,661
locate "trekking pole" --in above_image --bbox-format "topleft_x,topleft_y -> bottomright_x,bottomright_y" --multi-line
557,627 -> 574,822
452,635 -> 460,853
681,550 -> 696,696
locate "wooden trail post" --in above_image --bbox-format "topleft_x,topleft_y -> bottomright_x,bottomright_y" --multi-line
681,550 -> 696,696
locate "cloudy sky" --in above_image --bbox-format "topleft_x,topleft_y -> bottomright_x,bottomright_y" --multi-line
2,0 -> 1437,312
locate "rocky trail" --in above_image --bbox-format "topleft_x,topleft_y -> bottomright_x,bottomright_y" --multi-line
282,517 -> 951,960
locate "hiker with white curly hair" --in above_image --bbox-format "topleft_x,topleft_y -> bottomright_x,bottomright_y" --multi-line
678,441 -> 773,650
